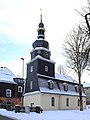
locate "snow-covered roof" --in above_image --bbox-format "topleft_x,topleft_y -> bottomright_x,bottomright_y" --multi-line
55,73 -> 78,83
40,87 -> 86,96
27,55 -> 55,65
37,73 -> 78,84
83,82 -> 90,88
30,47 -> 50,54
24,91 -> 40,96
24,87 -> 86,97
0,67 -> 17,84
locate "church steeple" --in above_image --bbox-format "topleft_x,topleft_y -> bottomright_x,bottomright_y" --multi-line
37,9 -> 45,39
25,12 -> 55,93
31,10 -> 51,60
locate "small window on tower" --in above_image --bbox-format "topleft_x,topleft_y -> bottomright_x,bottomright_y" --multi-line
30,81 -> 33,89
45,65 -> 48,72
30,66 -> 33,72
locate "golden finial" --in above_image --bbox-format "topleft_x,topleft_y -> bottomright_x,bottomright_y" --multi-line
40,8 -> 42,22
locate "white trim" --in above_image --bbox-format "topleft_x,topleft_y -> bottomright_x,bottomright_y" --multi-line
40,87 -> 86,97
37,35 -> 45,38
37,28 -> 45,31
27,55 -> 55,65
30,47 -> 50,54
24,91 -> 40,96
18,86 -> 22,93
6,89 -> 12,97
38,38 -> 45,40
37,73 -> 54,79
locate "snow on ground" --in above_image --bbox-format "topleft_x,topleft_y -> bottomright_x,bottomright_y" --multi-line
0,107 -> 90,120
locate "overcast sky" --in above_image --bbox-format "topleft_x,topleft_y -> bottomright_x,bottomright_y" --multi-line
0,0 -> 89,82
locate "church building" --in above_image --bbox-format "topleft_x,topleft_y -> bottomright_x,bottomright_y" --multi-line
24,13 -> 86,110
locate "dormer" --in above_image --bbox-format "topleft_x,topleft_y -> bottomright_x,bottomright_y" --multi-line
63,82 -> 68,91
48,80 -> 54,89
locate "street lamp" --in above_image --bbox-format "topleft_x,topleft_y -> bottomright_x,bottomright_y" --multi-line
21,57 -> 24,110
21,58 -> 24,79
85,13 -> 90,34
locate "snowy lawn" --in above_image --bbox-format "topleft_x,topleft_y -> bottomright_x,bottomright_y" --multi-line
0,108 -> 90,120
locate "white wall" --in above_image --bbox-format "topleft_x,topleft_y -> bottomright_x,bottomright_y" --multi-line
24,92 -> 86,110
24,92 -> 41,107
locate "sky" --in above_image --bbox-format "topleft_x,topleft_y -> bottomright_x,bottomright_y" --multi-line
0,108 -> 90,120
0,0 -> 89,82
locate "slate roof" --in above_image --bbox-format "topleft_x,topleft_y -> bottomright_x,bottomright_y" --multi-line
55,73 -> 78,83
37,74 -> 86,97
37,73 -> 78,83
0,67 -> 17,84
27,55 -> 55,65
40,87 -> 86,96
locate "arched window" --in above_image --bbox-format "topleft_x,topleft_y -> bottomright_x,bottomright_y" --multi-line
51,97 -> 55,106
6,89 -> 12,97
66,98 -> 69,107
77,99 -> 80,106
48,80 -> 54,89
63,83 -> 68,91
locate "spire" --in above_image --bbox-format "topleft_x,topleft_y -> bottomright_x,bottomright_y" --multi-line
40,8 -> 42,23
37,9 -> 45,39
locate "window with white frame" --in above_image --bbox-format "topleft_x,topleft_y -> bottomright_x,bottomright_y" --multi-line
30,66 -> 33,72
45,65 -> 48,72
18,86 -> 22,93
30,81 -> 33,89
6,89 -> 12,97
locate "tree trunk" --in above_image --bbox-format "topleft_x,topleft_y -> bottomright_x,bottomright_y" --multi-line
78,75 -> 83,111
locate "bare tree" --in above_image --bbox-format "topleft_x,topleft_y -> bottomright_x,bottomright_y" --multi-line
57,65 -> 70,75
76,0 -> 90,33
76,0 -> 90,17
63,25 -> 90,111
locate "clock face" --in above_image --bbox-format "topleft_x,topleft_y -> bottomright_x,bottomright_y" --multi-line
37,50 -> 41,54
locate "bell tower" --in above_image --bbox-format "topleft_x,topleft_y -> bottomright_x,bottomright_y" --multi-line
25,11 -> 55,93
31,10 -> 50,60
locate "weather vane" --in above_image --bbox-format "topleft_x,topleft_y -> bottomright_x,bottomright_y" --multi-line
40,8 -> 42,22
